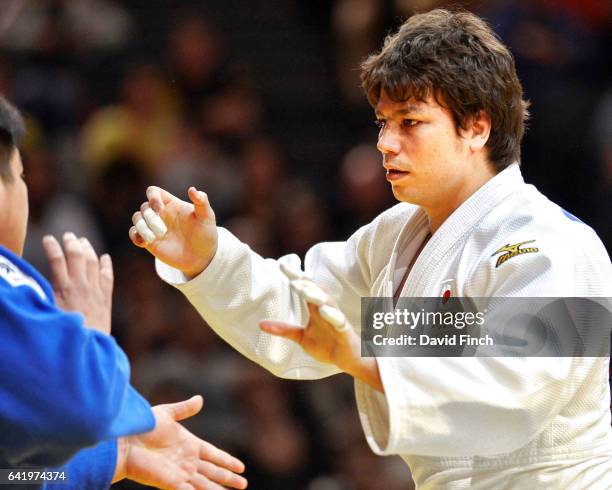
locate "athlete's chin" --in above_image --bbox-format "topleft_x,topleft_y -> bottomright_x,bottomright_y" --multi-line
390,185 -> 421,205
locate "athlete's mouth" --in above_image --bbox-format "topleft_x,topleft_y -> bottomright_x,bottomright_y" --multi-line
386,169 -> 410,181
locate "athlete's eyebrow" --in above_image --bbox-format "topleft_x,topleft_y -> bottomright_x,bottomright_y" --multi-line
375,104 -> 424,118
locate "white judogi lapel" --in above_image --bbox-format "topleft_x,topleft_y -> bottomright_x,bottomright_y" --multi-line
381,163 -> 524,298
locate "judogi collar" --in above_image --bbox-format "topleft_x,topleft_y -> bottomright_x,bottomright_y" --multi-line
387,163 -> 524,296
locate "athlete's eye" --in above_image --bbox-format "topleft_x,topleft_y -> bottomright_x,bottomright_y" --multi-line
402,119 -> 419,128
374,119 -> 385,129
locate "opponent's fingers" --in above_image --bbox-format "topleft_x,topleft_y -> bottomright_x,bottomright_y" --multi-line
146,185 -> 176,213
162,395 -> 204,422
176,484 -> 196,490
99,253 -> 114,299
129,226 -> 147,248
132,211 -> 156,244
199,441 -> 245,474
141,202 -> 168,238
63,232 -> 86,281
187,187 -> 215,222
259,320 -> 305,344
130,448 -> 190,490
42,235 -> 69,291
79,237 -> 99,283
187,473 -> 225,490
197,461 -> 247,489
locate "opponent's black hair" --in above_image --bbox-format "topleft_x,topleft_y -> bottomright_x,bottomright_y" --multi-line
0,95 -> 25,182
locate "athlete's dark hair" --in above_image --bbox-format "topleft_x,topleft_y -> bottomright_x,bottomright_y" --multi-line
361,9 -> 529,171
0,95 -> 24,182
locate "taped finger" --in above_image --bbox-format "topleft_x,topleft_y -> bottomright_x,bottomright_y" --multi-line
128,226 -> 146,247
135,218 -> 156,244
319,305 -> 349,332
280,261 -> 305,280
290,279 -> 329,306
143,206 -> 168,238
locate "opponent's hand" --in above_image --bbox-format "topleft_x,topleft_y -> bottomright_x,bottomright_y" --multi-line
260,267 -> 383,392
113,395 -> 247,490
42,233 -> 113,334
129,186 -> 218,278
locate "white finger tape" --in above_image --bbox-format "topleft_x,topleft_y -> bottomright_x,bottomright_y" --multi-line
289,279 -> 306,295
290,279 -> 329,306
299,284 -> 328,306
135,219 -> 156,244
290,278 -> 319,290
280,262 -> 305,280
143,208 -> 167,237
319,305 -> 349,332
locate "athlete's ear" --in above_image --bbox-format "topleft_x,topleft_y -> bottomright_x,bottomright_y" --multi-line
466,110 -> 491,153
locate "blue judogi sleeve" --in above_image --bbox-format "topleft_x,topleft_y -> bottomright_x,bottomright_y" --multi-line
42,440 -> 118,490
0,245 -> 155,475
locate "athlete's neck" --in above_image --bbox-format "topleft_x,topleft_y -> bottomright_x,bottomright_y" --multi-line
425,160 -> 497,233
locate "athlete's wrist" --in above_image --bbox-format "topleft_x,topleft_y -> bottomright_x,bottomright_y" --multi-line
112,437 -> 129,483
338,333 -> 385,393
350,357 -> 384,393
182,244 -> 218,279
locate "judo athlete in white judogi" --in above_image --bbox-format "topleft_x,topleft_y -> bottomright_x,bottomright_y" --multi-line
129,9 -> 612,489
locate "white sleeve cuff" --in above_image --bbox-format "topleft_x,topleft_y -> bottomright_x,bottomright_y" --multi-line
155,227 -> 239,289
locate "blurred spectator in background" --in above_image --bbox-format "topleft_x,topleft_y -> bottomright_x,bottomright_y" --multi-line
0,57 -> 15,99
236,367 -> 323,490
225,214 -> 276,257
332,0 -> 383,108
80,63 -> 178,177
334,143 -> 395,238
157,124 -> 240,220
198,67 -> 264,146
24,141 -> 104,274
92,156 -> 149,257
477,0 -> 611,247
165,14 -> 228,122
133,294 -> 246,450
238,137 -> 287,219
1,0 -> 132,53
276,180 -> 331,258
1,0 -> 133,136
112,253 -> 172,362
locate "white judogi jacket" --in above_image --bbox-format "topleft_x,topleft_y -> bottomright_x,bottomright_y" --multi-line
158,164 -> 612,489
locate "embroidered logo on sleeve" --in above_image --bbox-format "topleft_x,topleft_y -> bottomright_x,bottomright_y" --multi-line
491,240 -> 539,268
0,256 -> 47,300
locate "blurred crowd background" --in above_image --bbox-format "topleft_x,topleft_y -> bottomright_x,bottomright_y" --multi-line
1,0 -> 610,488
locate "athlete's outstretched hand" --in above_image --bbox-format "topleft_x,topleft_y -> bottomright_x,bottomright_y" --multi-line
260,266 -> 384,393
129,186 -> 218,278
113,395 -> 247,490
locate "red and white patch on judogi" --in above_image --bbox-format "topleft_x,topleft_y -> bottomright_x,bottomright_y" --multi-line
439,279 -> 455,305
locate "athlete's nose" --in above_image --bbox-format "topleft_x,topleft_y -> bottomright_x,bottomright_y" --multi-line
377,126 -> 401,156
